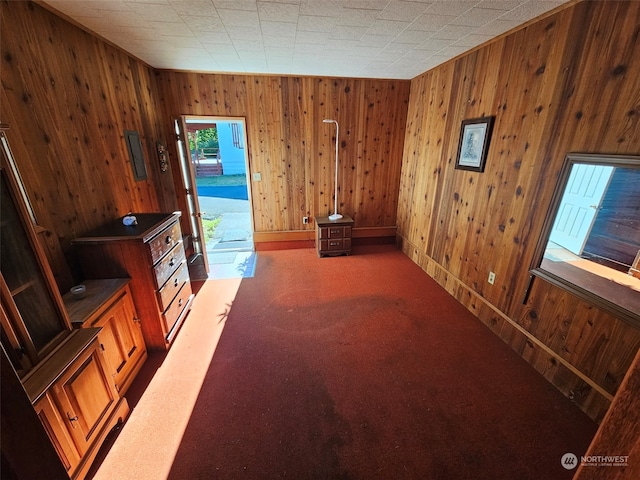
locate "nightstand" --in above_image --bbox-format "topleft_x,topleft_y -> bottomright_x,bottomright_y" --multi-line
315,215 -> 354,257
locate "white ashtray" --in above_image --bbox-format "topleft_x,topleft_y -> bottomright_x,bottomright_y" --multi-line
70,285 -> 87,300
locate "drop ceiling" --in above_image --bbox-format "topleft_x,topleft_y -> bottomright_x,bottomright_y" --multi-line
41,0 -> 569,80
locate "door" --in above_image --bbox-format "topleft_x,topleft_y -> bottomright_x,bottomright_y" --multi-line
550,164 -> 614,255
174,118 -> 209,275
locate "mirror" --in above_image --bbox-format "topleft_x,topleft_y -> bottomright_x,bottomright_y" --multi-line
530,153 -> 640,327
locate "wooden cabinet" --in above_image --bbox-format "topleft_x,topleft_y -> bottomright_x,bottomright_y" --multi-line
315,215 -> 354,257
72,213 -> 194,350
1,128 -> 128,479
63,279 -> 147,395
24,329 -> 129,480
1,130 -> 71,376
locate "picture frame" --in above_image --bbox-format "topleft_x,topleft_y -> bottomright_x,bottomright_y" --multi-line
455,116 -> 495,172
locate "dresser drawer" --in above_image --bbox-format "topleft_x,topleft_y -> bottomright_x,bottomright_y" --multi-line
149,221 -> 181,265
153,242 -> 185,289
157,261 -> 189,312
319,226 -> 352,239
320,238 -> 351,251
162,281 -> 193,336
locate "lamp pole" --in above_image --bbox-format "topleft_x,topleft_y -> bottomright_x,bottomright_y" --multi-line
323,119 -> 342,221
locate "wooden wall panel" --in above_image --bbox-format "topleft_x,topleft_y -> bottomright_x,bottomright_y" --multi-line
0,1 -> 177,292
397,0 -> 640,422
156,72 -> 410,234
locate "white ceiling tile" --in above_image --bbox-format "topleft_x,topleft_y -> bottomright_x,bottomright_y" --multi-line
197,31 -> 233,44
42,0 -> 572,79
426,1 -> 479,17
261,21 -> 298,37
158,35 -> 201,47
345,0 -> 388,10
125,3 -> 181,22
226,25 -> 263,41
298,15 -> 338,32
294,31 -> 330,45
379,1 -> 431,22
415,37 -> 454,51
217,8 -> 261,27
212,0 -> 258,11
359,34 -> 395,47
331,25 -> 369,41
258,2 -> 300,22
180,15 -> 224,31
451,7 -> 506,27
150,21 -> 196,36
394,29 -> 433,44
431,24 -> 476,40
477,0 -> 525,11
337,8 -> 378,27
169,0 -> 218,16
367,19 -> 410,36
299,0 -> 344,16
409,14 -> 457,32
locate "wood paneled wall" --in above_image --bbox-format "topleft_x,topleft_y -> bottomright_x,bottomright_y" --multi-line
397,0 -> 640,422
0,1 -> 177,291
156,73 -> 410,234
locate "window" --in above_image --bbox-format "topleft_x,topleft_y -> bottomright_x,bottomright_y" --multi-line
530,153 -> 640,327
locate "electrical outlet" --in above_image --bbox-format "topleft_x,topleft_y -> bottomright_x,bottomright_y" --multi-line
488,271 -> 496,285
302,216 -> 309,224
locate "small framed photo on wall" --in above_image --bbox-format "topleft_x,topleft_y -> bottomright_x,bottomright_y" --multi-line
455,116 -> 495,172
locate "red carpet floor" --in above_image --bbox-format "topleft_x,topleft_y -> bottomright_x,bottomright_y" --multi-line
92,245 -> 597,480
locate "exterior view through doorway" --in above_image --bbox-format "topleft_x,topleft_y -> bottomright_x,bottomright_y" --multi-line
177,116 -> 255,280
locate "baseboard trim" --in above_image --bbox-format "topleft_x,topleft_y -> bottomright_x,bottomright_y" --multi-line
253,226 -> 397,250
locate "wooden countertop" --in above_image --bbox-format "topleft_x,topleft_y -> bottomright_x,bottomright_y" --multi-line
63,278 -> 131,327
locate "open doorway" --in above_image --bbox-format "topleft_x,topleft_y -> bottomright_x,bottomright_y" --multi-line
177,116 -> 255,280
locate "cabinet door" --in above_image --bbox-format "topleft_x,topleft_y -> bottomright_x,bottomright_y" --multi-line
33,393 -> 82,475
92,288 -> 145,393
50,340 -> 118,455
1,130 -> 71,375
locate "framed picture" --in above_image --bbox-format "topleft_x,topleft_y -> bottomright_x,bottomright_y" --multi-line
455,116 -> 495,172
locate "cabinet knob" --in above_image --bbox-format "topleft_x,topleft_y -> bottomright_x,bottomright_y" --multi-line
67,412 -> 79,425
133,316 -> 141,323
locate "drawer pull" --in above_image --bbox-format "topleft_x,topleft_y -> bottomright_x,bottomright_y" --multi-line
67,412 -> 79,424
329,241 -> 340,246
174,278 -> 179,287
178,298 -> 183,307
330,229 -> 341,234
165,235 -> 172,245
169,258 -> 175,267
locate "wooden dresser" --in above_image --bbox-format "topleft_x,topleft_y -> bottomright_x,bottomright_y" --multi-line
72,213 -> 194,351
315,215 -> 354,257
